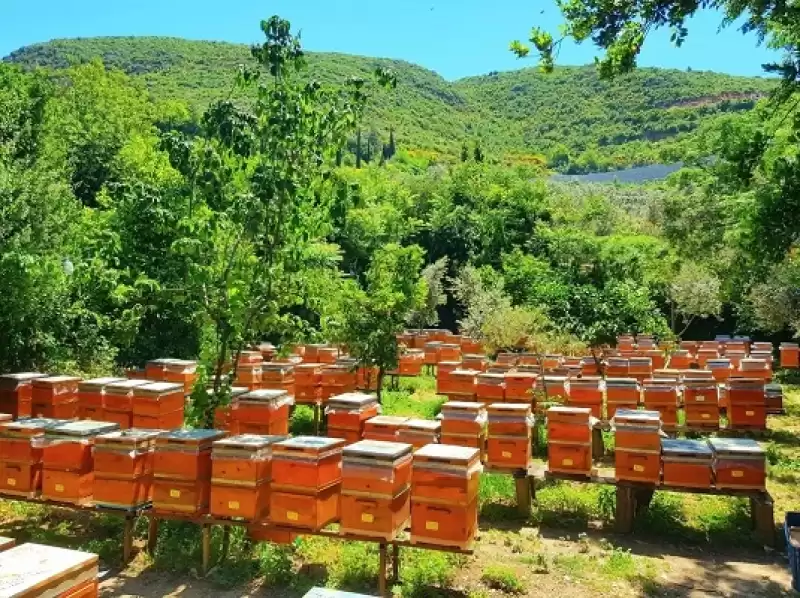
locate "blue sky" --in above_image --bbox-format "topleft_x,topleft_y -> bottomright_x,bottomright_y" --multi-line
1,0 -> 779,80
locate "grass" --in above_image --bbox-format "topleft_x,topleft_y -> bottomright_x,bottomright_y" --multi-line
481,564 -> 526,594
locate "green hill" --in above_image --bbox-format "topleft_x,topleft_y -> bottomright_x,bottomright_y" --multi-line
4,36 -> 776,169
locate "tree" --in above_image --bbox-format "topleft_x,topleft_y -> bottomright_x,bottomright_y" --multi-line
356,129 -> 363,168
749,250 -> 800,338
327,244 -> 426,401
668,262 -> 723,336
461,143 -> 470,162
407,257 -> 449,330
450,264 -> 510,340
387,127 -> 396,158
474,142 -> 484,163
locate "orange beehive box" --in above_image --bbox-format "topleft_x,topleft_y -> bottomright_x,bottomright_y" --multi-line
728,404 -> 767,429
780,343 -> 799,368
325,392 -> 380,433
726,350 -> 747,370
340,488 -> 410,540
238,350 -> 264,365
93,476 -> 152,511
642,380 -> 678,406
435,360 -> 460,391
0,461 -> 42,496
461,338 -> 484,354
684,403 -> 720,428
661,439 -> 713,488
0,373 -> 46,419
30,376 -> 81,403
668,350 -> 693,369
397,419 -> 441,449
410,497 -> 478,549
0,418 -> 59,464
270,481 -> 340,530
42,420 -> 119,473
706,359 -> 732,382
424,341 -> 443,366
162,359 -> 198,394
628,357 -> 653,381
316,346 -> 339,364
699,340 -> 720,351
567,377 -> 603,404
0,543 -> 98,598
486,433 -> 531,469
503,372 -> 537,403
342,440 -> 413,496
438,344 -> 462,363
709,438 -> 766,490
41,469 -> 94,504
327,427 -> 362,445
682,380 -> 718,405
542,354 -> 562,371
441,369 -> 477,399
613,409 -> 662,452
516,353 -> 540,368
643,350 -> 666,370
104,379 -> 150,412
132,382 -> 185,417
475,373 -> 505,403
765,383 -> 783,414
145,359 -> 168,380
154,429 -> 225,481
131,410 -> 183,430
77,377 -> 123,412
411,444 -> 481,506
295,363 -> 324,386
439,401 -> 487,437
93,429 -> 158,479
752,341 -> 773,353
397,349 -> 425,376
605,358 -> 629,378
615,449 -> 660,484
320,365 -> 357,400
356,365 -> 379,391
211,483 -> 270,521
272,436 -> 345,490
546,406 -> 592,444
261,362 -> 295,384
750,350 -> 774,364
736,358 -> 771,380
462,354 -> 488,372
606,378 -> 641,403
487,403 -> 532,437
679,340 -> 698,353
495,353 -> 518,367
211,434 -> 286,486
539,375 -> 568,400
696,349 -> 718,367
548,442 -> 592,475
363,416 -> 410,443
726,378 -> 766,405
580,356 -> 600,376
152,478 -> 211,515
235,363 -> 263,389
30,401 -> 79,420
254,342 -> 277,362
233,389 -> 293,434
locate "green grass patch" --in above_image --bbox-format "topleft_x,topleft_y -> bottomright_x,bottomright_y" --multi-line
394,548 -> 463,597
381,389 -> 446,419
481,564 -> 526,594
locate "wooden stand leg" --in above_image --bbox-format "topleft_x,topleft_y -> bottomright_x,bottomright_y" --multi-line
314,404 -> 321,436
615,486 -> 635,533
514,470 -> 532,517
220,526 -> 231,564
122,516 -> 134,564
392,544 -> 400,583
201,524 -> 211,576
379,543 -> 388,597
146,517 -> 159,555
635,489 -> 654,515
751,495 -> 775,547
592,427 -> 604,460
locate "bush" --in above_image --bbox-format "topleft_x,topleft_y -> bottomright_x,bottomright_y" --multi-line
481,564 -> 526,594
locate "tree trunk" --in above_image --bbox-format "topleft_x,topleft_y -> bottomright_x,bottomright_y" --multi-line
208,328 -> 231,429
376,366 -> 385,403
356,130 -> 362,169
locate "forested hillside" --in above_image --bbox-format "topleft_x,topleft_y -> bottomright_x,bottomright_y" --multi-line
5,37 -> 775,172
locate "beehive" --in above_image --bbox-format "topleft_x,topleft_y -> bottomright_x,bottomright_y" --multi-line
295,363 -> 324,405
461,353 -> 488,372
661,439 -> 713,488
76,377 -> 123,421
682,379 -> 719,429
439,369 -> 477,400
475,373 -> 505,404
41,420 -> 119,504
606,378 -> 640,419
209,386 -> 249,434
438,343 -> 462,364
628,357 -> 653,382
708,438 -> 766,490
0,373 -> 47,419
30,376 -> 81,420
735,358 -> 771,381
325,392 -> 379,444
255,341 -> 277,362
162,359 -> 198,394
319,365 -> 356,401
0,418 -> 59,497
461,338 -> 484,355
495,353 -> 518,367
93,429 -> 159,510
210,434 -> 286,521
668,350 -> 693,369
706,358 -> 732,383
439,401 -> 486,451
424,341 -> 443,366
152,429 -> 225,515
726,350 -> 747,370
566,377 -> 603,419
751,341 -> 773,353
0,543 -> 98,598
726,378 -> 767,429
103,380 -> 151,430
641,379 -> 679,428
617,335 -> 635,351
765,383 -> 783,414
780,342 -> 799,368
397,419 -> 441,449
486,403 -> 533,469
613,409 -> 661,484
539,375 -> 568,402
235,362 -> 263,391
547,406 -> 593,475
363,416 -> 410,443
503,371 -> 537,404
410,444 -> 480,549
580,356 -> 600,376
233,389 -> 294,436
678,340 -> 698,354
397,349 -> 425,376
605,357 -> 629,378
132,382 -> 185,430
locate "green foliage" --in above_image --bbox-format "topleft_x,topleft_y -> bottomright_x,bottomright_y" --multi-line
481,564 -> 526,594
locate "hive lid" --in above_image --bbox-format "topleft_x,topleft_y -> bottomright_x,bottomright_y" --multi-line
78,377 -> 125,391
414,443 -> 480,463
105,379 -> 152,393
343,439 -> 414,460
547,405 -> 592,416
240,389 -> 289,402
451,369 -> 480,377
326,392 -> 378,408
46,420 -> 119,438
95,429 -> 162,444
424,341 -> 443,348
206,386 -> 249,398
274,436 -> 346,453
365,415 -> 410,427
707,437 -> 764,456
440,401 -> 485,413
0,418 -> 60,434
605,378 -> 639,387
661,438 -> 712,457
780,342 -> 799,349
477,373 -> 505,381
487,403 -> 531,415
163,359 -> 197,369
504,371 -> 538,379
261,362 -> 294,372
400,419 -> 441,432
726,378 -> 765,388
0,373 -> 47,386
0,543 -> 98,597
613,409 -> 660,422
32,376 -> 81,386
213,434 -> 288,450
158,429 -> 226,443
135,382 -> 184,395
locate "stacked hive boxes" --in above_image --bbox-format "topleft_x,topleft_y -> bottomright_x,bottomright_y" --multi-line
708,438 -> 766,490
326,393 -> 379,444
668,350 -> 693,369
628,357 -> 653,382
606,378 -> 640,419
262,362 -> 295,396
486,403 -> 533,470
235,351 -> 264,391
255,341 -> 277,362
539,375 -> 568,403
546,406 -> 593,476
726,378 -> 767,430
77,377 -> 123,421
41,421 -> 119,504
0,543 -> 99,598
31,376 -> 81,419
503,371 -> 537,405
320,365 -> 356,401
295,363 -> 324,406
461,337 -> 484,355
0,418 -> 57,497
737,358 -> 771,381
233,389 -> 293,436
340,440 -> 413,540
439,402 -> 486,453
567,377 -> 603,419
211,386 -> 249,433
438,343 -> 462,363
163,360 -> 198,394
152,429 -> 225,515
133,382 -> 185,429
210,434 -> 286,521
606,357 -> 629,378
661,439 -> 713,488
683,378 -> 719,430
93,429 -> 159,510
642,379 -> 679,429
442,369 -> 479,401
424,341 -> 442,367
765,383 -> 784,414
410,444 -> 481,549
397,419 -> 441,449
0,373 -> 46,418
780,342 -> 799,368
613,409 -> 661,484
462,354 -> 488,372
397,349 -> 425,375
103,380 -> 150,429
617,335 -> 635,352
270,437 -> 345,530
475,373 -> 505,404
363,416 -> 409,443
435,361 -> 461,395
